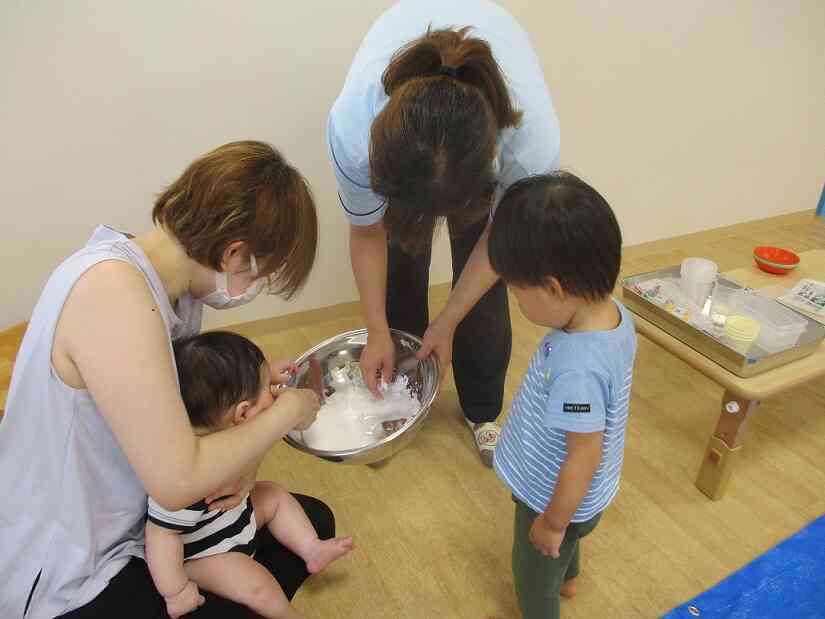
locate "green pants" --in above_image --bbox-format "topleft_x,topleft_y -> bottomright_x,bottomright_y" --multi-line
512,499 -> 602,619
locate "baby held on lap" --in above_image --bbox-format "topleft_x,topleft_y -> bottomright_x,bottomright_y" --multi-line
145,331 -> 353,619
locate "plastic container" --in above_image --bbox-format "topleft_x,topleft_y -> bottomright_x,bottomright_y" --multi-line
710,280 -> 739,316
753,246 -> 800,275
680,258 -> 718,308
708,281 -> 740,334
724,315 -> 760,354
729,291 -> 808,353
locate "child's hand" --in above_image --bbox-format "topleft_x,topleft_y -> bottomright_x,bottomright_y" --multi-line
164,580 -> 204,619
529,515 -> 566,558
270,359 -> 299,385
417,314 -> 456,379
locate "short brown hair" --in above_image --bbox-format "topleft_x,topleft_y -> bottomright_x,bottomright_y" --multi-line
153,141 -> 318,299
371,27 -> 522,253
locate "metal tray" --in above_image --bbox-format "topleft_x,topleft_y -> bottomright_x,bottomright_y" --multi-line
622,266 -> 825,377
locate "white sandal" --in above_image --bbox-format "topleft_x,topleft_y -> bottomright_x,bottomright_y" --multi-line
465,419 -> 500,468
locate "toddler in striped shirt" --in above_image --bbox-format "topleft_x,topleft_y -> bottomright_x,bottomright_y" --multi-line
145,331 -> 353,619
488,172 -> 637,619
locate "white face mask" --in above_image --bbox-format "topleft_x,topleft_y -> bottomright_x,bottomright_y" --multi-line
199,254 -> 266,310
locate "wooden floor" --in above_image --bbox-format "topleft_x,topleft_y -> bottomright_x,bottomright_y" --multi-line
2,211 -> 824,617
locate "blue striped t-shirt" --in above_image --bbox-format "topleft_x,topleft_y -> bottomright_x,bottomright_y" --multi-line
494,299 -> 637,522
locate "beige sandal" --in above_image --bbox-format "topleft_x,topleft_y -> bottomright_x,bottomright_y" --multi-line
465,419 -> 500,468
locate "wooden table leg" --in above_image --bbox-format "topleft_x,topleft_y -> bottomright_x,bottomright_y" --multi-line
695,390 -> 759,500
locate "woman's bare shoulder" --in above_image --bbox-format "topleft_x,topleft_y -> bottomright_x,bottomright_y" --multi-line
53,259 -> 166,387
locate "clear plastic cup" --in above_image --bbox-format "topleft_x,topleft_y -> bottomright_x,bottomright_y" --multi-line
681,257 -> 718,279
680,258 -> 718,308
710,281 -> 739,316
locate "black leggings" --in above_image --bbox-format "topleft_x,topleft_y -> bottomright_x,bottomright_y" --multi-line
61,494 -> 334,618
386,216 -> 512,423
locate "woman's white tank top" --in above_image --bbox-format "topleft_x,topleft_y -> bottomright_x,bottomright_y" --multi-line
0,226 -> 202,617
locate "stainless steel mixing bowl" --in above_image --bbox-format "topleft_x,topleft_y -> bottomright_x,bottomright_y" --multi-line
284,328 -> 440,465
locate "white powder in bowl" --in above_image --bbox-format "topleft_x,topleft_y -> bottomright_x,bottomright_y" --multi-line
300,376 -> 421,451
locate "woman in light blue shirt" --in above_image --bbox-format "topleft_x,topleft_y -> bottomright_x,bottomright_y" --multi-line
327,0 -> 560,465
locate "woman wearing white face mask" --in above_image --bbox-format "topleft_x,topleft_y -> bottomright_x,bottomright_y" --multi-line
0,141 -> 333,618
199,253 -> 267,310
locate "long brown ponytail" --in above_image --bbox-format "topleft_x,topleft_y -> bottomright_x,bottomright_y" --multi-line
371,27 -> 522,253
382,26 -> 522,129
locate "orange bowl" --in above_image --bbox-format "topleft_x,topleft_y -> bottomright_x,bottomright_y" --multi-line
753,246 -> 799,275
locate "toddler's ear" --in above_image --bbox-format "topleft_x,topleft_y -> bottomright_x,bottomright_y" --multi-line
232,401 -> 253,426
546,277 -> 565,297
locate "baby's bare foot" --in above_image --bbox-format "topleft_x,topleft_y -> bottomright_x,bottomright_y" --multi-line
306,536 -> 354,574
561,576 -> 577,599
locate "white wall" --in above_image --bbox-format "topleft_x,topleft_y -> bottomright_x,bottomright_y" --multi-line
2,1 -> 823,331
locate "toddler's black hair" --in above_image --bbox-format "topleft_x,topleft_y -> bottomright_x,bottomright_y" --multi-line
489,171 -> 622,301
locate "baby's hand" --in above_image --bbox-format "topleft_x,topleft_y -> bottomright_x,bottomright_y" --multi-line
165,580 -> 205,619
270,359 -> 299,385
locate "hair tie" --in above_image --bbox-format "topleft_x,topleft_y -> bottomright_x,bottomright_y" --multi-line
438,65 -> 459,78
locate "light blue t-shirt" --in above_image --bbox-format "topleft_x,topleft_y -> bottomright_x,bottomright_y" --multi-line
494,300 -> 637,522
328,0 -> 560,226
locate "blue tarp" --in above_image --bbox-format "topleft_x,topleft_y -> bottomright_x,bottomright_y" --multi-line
663,515 -> 825,619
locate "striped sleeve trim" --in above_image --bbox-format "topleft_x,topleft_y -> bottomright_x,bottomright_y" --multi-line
338,192 -> 384,218
147,509 -> 221,534
147,498 -> 219,533
328,130 -> 370,190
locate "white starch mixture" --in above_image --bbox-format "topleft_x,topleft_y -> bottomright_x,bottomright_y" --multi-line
300,375 -> 420,451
